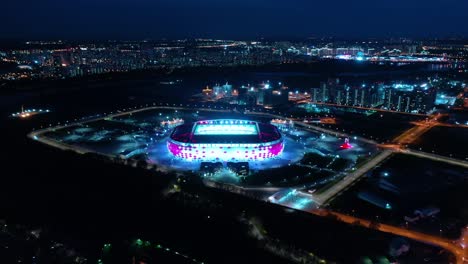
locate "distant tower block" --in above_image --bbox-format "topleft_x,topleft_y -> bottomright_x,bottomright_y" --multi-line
340,137 -> 353,149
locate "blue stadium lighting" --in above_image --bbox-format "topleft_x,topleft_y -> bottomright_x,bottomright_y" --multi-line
277,189 -> 297,203
292,197 -> 312,210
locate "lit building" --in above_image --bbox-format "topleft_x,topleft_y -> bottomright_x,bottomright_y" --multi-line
381,86 -> 436,113
212,82 -> 233,97
270,119 -> 294,131
167,119 -> 284,161
161,118 -> 184,129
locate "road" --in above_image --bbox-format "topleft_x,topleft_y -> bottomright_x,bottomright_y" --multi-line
270,110 -> 468,262
248,111 -> 379,145
391,122 -> 434,145
304,112 -> 467,262
252,109 -> 468,262
309,209 -> 468,264
29,105 -> 468,262
28,105 -> 242,156
380,112 -> 468,167
312,150 -> 393,206
402,149 -> 468,168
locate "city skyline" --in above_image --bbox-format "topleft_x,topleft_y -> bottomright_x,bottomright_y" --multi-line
1,1 -> 467,263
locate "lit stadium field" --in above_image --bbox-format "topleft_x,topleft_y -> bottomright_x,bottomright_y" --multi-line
193,120 -> 258,135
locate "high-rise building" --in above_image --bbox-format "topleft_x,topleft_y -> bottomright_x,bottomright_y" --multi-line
385,89 -> 393,109
405,96 -> 411,112
311,88 -> 319,103
396,95 -> 403,112
213,82 -> 233,97
320,82 -> 329,102
360,89 -> 366,106
336,90 -> 342,105
353,89 -> 359,106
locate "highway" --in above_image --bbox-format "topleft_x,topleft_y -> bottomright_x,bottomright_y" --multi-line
391,122 -> 434,145
381,112 -> 468,168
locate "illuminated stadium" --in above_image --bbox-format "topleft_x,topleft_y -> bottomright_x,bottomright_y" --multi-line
167,119 -> 284,161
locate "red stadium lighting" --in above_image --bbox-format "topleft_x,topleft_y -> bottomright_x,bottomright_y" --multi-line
340,138 -> 353,149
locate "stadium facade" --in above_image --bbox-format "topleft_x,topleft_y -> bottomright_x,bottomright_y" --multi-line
167,119 -> 284,161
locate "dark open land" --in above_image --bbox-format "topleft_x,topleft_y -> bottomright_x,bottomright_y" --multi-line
330,154 -> 468,239
410,126 -> 468,160
316,111 -> 423,143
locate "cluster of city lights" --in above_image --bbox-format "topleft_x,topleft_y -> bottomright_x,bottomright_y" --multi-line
270,119 -> 294,131
160,118 -> 184,128
11,108 -> 50,118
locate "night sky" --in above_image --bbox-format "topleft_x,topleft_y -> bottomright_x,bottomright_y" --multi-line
2,0 -> 467,40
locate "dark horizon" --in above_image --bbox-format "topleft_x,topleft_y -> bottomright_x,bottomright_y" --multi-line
0,35 -> 467,44
2,0 -> 468,41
